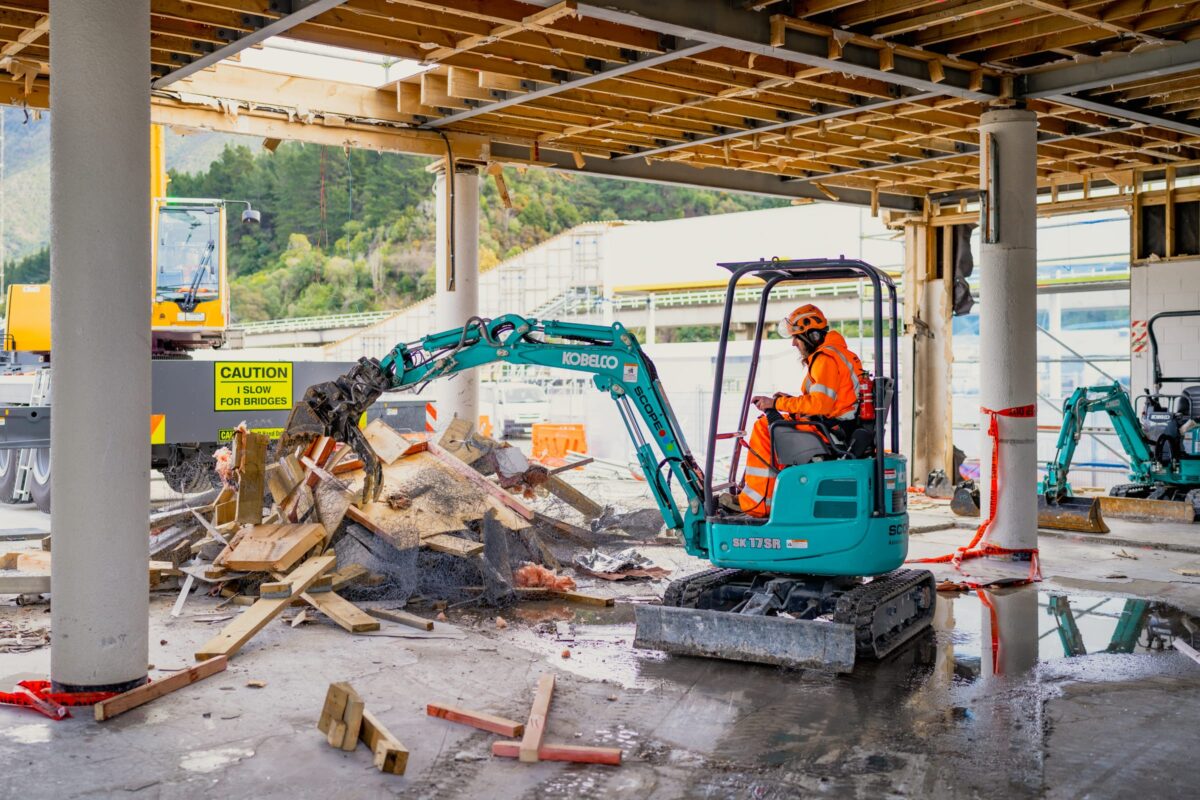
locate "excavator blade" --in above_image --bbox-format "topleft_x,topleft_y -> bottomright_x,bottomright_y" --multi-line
632,604 -> 857,673
1098,495 -> 1196,524
1037,494 -> 1110,534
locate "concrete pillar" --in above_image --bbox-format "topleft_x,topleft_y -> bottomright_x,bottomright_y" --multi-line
901,221 -> 954,484
433,164 -> 480,429
50,0 -> 151,692
978,109 -> 1038,551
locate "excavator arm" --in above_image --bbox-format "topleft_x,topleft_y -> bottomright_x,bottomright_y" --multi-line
281,314 -> 708,550
1041,382 -> 1152,501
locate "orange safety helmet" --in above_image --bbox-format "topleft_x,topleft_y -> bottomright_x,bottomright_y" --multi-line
777,303 -> 828,345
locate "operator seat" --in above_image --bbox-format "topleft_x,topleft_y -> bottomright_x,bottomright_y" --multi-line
1176,387 -> 1200,423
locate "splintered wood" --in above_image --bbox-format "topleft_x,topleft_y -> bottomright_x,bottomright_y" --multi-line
220,523 -> 325,572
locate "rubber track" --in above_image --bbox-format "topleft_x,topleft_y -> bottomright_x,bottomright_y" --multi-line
661,567 -> 745,608
833,569 -> 935,659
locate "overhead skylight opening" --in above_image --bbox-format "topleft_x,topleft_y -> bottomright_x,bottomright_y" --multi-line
236,38 -> 428,87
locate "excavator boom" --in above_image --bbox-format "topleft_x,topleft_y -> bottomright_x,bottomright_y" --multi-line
282,314 -> 707,548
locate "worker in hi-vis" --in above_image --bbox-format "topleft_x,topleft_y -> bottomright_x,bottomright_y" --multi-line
725,304 -> 863,517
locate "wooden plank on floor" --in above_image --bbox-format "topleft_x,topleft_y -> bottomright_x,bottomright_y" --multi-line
520,674 -> 555,762
95,656 -> 228,721
366,607 -> 433,631
360,708 -> 409,774
427,702 -> 524,736
195,554 -> 335,661
548,589 -> 613,607
492,739 -> 621,765
295,588 -> 380,633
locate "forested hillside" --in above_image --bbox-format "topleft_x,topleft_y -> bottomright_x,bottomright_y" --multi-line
167,142 -> 784,321
3,124 -> 784,321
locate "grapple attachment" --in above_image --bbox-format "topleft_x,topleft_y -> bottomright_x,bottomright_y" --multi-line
279,357 -> 393,503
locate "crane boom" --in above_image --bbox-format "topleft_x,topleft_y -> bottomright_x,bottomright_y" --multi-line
282,314 -> 708,550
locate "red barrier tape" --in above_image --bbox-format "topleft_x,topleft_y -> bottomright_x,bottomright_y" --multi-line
910,404 -> 1041,586
0,680 -> 117,720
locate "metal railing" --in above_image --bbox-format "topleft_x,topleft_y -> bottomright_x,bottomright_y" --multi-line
232,310 -> 398,335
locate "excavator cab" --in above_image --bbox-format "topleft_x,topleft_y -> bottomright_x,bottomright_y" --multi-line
696,259 -> 912,576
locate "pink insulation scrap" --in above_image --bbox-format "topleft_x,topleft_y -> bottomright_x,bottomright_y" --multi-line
514,563 -> 576,592
212,446 -> 233,485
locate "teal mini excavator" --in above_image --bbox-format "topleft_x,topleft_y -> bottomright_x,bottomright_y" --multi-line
1038,309 -> 1200,530
281,259 -> 935,673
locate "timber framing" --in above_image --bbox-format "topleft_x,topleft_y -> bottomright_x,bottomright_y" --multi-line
3,0 -> 1200,209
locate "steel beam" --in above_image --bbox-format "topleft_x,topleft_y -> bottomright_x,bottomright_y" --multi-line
489,142 -> 921,210
615,92 -> 940,160
421,41 -> 717,129
1022,40 -> 1200,99
571,0 -> 999,101
1045,94 -> 1200,139
788,122 -> 1139,185
152,0 -> 348,90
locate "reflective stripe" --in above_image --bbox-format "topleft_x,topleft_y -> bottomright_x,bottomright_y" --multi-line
741,486 -> 765,503
808,383 -> 837,399
835,410 -> 857,420
812,343 -> 860,416
744,466 -> 773,477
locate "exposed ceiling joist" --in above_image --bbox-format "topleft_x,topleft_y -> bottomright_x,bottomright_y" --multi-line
151,0 -> 349,90
420,41 -> 717,129
569,0 -> 1001,101
615,91 -> 941,160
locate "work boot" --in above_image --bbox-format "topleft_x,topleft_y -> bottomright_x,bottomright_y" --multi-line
718,492 -> 743,514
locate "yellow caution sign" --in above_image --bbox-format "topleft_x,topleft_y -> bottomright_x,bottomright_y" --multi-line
213,362 -> 293,412
218,427 -> 284,442
150,414 -> 166,444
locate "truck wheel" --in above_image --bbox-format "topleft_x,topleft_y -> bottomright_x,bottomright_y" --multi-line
28,447 -> 51,514
0,449 -> 19,503
162,448 -> 218,494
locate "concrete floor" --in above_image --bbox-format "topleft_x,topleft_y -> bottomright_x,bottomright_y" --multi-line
2,492 -> 1199,798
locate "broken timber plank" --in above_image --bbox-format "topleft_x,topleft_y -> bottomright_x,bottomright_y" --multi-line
296,589 -> 380,633
329,564 -> 369,591
222,523 -> 325,572
361,708 -> 409,774
427,702 -> 524,736
95,656 -> 228,721
520,674 -> 555,763
492,740 -> 622,766
426,442 -> 536,521
424,534 -> 484,558
235,432 -> 269,525
543,475 -> 604,520
318,681 -> 365,750
549,589 -> 613,606
366,607 -> 433,631
364,419 -> 413,465
533,512 -> 594,546
196,554 -> 336,661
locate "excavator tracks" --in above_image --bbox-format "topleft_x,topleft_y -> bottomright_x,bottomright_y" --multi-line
833,569 -> 936,660
655,566 -> 936,666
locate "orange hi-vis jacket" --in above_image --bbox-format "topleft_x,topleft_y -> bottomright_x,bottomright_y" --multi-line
738,330 -> 863,517
774,330 -> 863,420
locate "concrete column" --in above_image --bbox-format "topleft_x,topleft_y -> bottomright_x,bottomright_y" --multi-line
978,109 -> 1038,551
50,0 -> 151,692
433,164 -> 480,429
